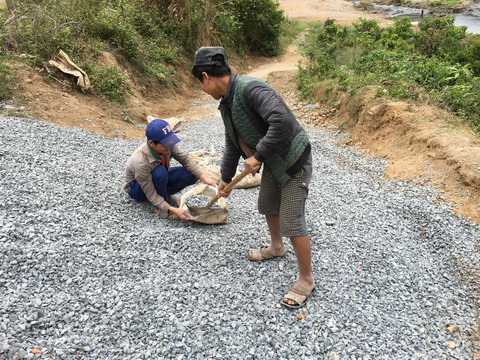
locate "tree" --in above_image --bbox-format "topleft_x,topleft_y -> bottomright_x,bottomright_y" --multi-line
5,0 -> 15,11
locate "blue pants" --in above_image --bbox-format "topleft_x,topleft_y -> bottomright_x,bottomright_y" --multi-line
129,166 -> 197,204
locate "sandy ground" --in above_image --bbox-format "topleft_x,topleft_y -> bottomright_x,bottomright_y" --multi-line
278,0 -> 390,25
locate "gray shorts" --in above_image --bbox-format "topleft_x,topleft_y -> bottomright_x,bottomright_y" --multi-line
258,156 -> 312,237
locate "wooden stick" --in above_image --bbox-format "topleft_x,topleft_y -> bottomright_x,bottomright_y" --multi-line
207,170 -> 250,207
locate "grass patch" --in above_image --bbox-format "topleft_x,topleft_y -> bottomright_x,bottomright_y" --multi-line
426,0 -> 462,6
1,108 -> 29,118
279,20 -> 304,52
0,51 -> 17,101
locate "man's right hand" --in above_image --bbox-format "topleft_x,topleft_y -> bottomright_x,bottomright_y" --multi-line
167,206 -> 190,220
218,180 -> 231,198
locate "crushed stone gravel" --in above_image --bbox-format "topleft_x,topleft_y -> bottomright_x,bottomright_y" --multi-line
0,114 -> 479,359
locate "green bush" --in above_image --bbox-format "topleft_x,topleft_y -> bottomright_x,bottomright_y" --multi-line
380,17 -> 415,52
87,8 -> 141,61
353,18 -> 382,47
415,16 -> 467,60
228,0 -> 285,56
86,65 -> 130,103
0,52 -> 16,101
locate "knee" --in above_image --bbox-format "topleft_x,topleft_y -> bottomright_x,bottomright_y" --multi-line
152,166 -> 168,182
187,172 -> 197,184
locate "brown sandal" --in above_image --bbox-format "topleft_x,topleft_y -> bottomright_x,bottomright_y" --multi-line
280,283 -> 315,309
247,246 -> 285,261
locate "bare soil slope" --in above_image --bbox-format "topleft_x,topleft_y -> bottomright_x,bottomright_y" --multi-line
336,89 -> 480,222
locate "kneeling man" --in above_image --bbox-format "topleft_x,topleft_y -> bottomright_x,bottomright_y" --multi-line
124,118 -> 216,220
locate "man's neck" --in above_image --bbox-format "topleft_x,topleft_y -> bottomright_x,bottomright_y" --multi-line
217,75 -> 231,98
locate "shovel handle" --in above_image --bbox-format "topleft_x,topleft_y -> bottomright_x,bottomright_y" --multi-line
207,170 -> 250,207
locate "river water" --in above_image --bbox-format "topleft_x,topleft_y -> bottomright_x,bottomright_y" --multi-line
350,1 -> 480,34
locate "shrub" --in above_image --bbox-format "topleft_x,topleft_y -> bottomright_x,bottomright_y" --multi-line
228,0 -> 285,56
86,65 -> 130,103
0,52 -> 16,100
353,18 -> 382,46
415,16 -> 467,60
381,17 -> 415,52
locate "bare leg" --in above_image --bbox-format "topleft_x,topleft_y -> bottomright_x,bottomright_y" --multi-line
248,214 -> 284,259
265,214 -> 285,252
283,235 -> 315,306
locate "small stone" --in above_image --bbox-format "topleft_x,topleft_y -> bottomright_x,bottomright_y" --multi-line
466,328 -> 479,338
446,341 -> 457,349
447,325 -> 460,333
330,352 -> 340,360
296,313 -> 308,320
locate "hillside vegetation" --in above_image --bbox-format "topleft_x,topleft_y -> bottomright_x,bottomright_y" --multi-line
298,17 -> 480,133
0,0 -> 293,102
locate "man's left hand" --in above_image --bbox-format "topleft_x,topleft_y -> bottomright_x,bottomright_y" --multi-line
199,174 -> 217,187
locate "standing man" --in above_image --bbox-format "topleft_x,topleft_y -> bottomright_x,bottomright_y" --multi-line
192,47 -> 315,308
124,118 -> 217,220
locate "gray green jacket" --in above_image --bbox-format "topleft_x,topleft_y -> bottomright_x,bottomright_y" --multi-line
218,72 -> 311,185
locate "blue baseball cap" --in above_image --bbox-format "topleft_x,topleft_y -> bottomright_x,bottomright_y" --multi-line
145,119 -> 181,147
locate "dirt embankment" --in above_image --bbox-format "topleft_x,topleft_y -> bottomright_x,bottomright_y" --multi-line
5,53 -> 202,139
333,88 -> 480,222
264,70 -> 480,223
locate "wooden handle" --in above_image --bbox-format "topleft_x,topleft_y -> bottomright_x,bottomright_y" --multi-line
207,170 -> 250,207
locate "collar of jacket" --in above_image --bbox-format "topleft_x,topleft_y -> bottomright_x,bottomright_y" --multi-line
218,72 -> 238,112
142,143 -> 160,164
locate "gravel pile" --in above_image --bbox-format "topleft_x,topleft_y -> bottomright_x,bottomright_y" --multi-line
184,195 -> 219,209
1,114 -> 479,360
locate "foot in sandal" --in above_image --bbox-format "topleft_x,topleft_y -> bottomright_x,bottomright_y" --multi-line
280,281 -> 315,309
247,246 -> 285,261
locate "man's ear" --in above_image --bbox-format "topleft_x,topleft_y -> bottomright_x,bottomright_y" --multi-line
202,72 -> 210,82
147,139 -> 153,146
